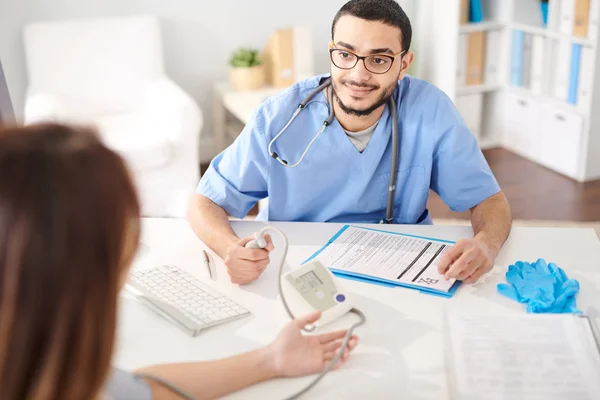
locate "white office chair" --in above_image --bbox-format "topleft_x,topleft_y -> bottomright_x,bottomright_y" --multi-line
22,15 -> 203,217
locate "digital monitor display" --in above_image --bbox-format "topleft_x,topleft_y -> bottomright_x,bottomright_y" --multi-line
298,270 -> 323,288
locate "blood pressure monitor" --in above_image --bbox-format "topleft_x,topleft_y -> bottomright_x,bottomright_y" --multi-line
281,260 -> 354,327
244,226 -> 365,398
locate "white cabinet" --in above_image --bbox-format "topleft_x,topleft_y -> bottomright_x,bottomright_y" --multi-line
504,91 -> 583,178
504,92 -> 541,161
443,0 -> 600,181
539,106 -> 583,178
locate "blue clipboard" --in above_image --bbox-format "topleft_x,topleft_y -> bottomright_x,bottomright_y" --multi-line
302,225 -> 462,298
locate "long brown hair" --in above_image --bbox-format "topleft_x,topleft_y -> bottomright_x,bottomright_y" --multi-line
0,123 -> 140,399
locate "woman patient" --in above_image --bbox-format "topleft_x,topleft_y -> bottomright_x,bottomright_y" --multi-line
0,123 -> 358,400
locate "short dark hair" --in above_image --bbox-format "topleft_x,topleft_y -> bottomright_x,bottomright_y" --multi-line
332,0 -> 412,52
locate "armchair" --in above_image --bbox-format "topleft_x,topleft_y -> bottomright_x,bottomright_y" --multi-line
23,15 -> 203,217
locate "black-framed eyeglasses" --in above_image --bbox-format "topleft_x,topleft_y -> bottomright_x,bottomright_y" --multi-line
329,43 -> 405,74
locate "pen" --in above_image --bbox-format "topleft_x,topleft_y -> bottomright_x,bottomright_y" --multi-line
203,250 -> 213,280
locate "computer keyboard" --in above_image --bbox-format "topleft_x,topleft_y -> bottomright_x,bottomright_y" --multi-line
126,264 -> 251,337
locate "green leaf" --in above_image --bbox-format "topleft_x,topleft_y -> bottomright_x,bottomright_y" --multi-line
229,47 -> 262,68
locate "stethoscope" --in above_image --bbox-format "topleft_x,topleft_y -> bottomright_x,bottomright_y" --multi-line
268,78 -> 399,224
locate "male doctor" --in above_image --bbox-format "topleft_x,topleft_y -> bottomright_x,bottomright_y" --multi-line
188,0 -> 512,285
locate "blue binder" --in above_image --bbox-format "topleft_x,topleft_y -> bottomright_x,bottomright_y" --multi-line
469,0 -> 484,23
511,30 -> 525,86
569,44 -> 582,105
541,0 -> 549,27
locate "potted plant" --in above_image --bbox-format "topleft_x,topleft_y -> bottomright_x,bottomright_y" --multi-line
229,48 -> 265,91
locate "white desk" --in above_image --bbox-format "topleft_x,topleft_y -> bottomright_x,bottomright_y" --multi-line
113,218 -> 600,399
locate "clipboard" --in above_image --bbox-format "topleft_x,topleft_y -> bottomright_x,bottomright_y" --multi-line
303,225 -> 463,298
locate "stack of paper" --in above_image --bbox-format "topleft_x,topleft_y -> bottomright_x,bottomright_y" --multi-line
445,312 -> 600,400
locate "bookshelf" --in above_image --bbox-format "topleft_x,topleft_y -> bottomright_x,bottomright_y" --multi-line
512,22 -> 595,46
449,0 -> 600,182
459,21 -> 506,33
456,83 -> 503,95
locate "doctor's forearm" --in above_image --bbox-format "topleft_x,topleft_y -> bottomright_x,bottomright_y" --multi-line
187,194 -> 239,258
470,192 -> 512,258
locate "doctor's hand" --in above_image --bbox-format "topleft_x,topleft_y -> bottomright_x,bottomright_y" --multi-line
437,237 -> 496,284
266,311 -> 359,377
224,235 -> 274,284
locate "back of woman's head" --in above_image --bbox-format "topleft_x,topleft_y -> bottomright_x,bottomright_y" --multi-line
0,123 -> 140,400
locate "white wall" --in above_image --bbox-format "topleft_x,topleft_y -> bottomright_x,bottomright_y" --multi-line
0,0 -> 417,162
408,0 -> 458,101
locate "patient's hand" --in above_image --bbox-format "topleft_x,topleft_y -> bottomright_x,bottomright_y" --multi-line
224,234 -> 274,284
267,311 -> 359,377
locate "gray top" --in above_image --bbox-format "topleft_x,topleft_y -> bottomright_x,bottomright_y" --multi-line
104,368 -> 152,400
343,121 -> 379,153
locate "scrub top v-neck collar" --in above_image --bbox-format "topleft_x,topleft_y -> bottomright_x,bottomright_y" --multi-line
320,86 -> 394,173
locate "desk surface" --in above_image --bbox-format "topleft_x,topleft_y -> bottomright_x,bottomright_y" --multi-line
113,218 -> 600,400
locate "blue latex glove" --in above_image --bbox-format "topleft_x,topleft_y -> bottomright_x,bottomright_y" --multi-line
497,258 -> 581,314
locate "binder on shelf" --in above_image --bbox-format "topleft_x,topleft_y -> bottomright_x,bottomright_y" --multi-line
484,30 -> 501,85
559,0 -> 576,35
262,26 -> 314,88
574,0 -> 591,37
466,31 -> 486,86
460,0 -> 470,24
568,43 -> 582,104
469,0 -> 484,23
589,0 -> 600,40
522,34 -> 534,88
457,34 -> 468,86
577,46 -> 595,110
553,40 -> 572,102
511,30 -> 525,86
542,34 -> 557,95
530,35 -> 545,95
548,0 -> 562,31
541,0 -> 550,27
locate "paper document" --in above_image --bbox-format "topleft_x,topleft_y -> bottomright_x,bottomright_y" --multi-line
312,226 -> 457,293
446,313 -> 600,400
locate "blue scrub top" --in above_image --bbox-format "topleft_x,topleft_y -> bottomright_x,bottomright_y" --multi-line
197,74 -> 500,225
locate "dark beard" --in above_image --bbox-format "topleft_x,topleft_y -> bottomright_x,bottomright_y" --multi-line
332,81 -> 396,117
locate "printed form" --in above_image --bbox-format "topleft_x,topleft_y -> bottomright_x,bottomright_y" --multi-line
446,313 -> 600,400
315,226 -> 456,292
